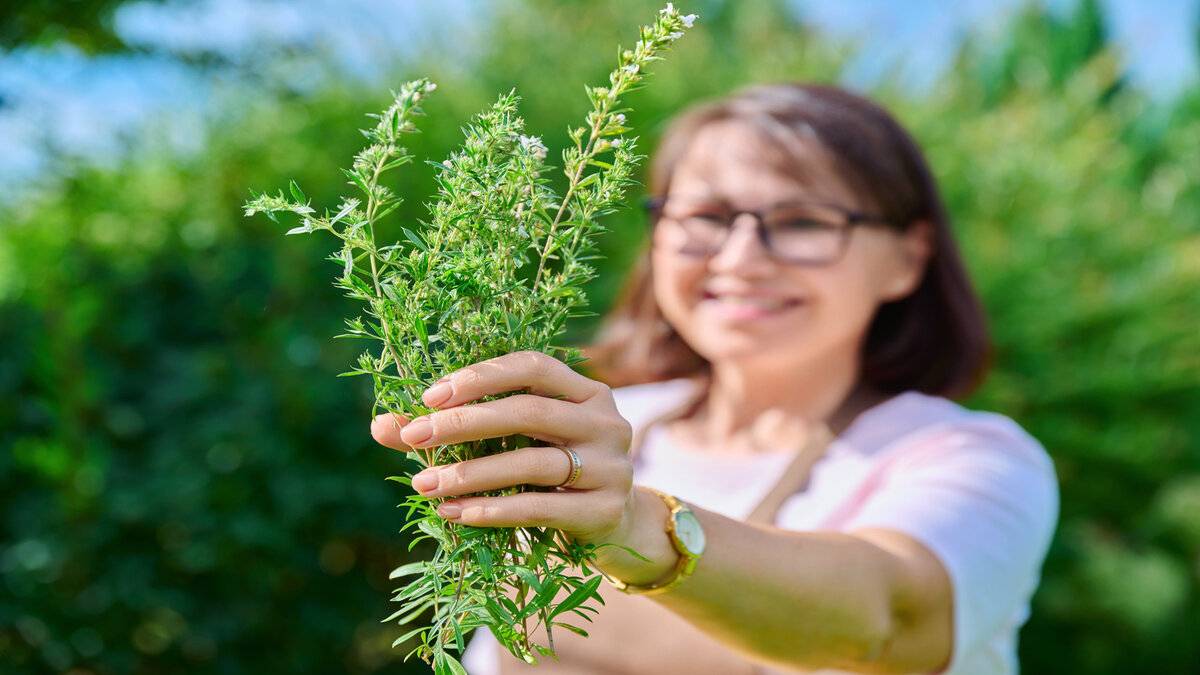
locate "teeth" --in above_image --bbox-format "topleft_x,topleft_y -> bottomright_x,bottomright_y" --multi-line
709,295 -> 791,310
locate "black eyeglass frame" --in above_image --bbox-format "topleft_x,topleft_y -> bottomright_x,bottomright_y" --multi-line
642,195 -> 903,266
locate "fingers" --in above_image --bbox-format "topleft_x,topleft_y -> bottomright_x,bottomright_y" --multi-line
399,394 -> 605,448
434,491 -> 627,537
371,412 -> 413,450
422,350 -> 607,409
412,446 -> 627,497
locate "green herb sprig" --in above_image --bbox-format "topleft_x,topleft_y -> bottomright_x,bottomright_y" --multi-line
244,5 -> 695,673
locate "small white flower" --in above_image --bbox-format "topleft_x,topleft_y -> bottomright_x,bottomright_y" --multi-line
663,2 -> 675,14
667,31 -> 684,41
613,113 -> 626,124
425,82 -> 438,92
611,138 -> 623,148
442,159 -> 452,168
518,134 -> 548,161
681,13 -> 697,28
623,63 -> 639,75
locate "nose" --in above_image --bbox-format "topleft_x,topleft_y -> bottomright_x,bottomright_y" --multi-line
708,213 -> 773,272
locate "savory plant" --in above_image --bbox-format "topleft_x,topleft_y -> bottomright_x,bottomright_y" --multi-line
243,4 -> 695,673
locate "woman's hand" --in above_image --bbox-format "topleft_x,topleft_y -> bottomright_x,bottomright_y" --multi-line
370,350 -> 636,545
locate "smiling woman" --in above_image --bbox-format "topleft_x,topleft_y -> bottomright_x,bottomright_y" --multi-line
373,83 -> 1058,674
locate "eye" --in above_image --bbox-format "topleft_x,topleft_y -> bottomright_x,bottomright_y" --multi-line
686,211 -> 729,223
775,217 -> 828,231
767,205 -> 842,231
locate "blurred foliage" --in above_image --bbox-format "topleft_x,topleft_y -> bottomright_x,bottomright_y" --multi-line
1,0 -> 1198,673
0,0 -> 154,52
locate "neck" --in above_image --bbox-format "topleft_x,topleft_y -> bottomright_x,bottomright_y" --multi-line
693,344 -> 889,448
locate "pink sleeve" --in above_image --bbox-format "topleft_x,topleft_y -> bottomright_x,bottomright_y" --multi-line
841,420 -> 1059,673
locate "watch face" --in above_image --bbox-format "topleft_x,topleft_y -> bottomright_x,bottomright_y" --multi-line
673,510 -> 706,555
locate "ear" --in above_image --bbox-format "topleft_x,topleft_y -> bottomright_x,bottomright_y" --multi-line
880,219 -> 935,302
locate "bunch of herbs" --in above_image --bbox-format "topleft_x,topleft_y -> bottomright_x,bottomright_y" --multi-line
243,4 -> 696,673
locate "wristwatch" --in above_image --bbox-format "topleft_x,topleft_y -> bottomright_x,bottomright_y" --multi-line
603,487 -> 706,595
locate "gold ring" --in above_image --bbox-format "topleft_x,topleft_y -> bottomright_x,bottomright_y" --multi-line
556,447 -> 582,488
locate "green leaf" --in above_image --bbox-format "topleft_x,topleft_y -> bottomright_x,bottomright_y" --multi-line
549,574 -> 602,619
512,566 -> 542,593
484,599 -> 514,625
475,546 -> 493,580
535,577 -> 562,607
289,180 -> 306,203
412,315 -> 429,347
552,622 -> 589,638
381,596 -> 435,624
340,167 -> 371,196
388,561 -> 428,580
417,519 -> 450,548
329,200 -> 357,225
434,651 -> 468,675
401,226 -> 429,251
390,625 -> 427,648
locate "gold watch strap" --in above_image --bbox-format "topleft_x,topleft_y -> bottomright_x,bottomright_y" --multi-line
603,488 -> 701,596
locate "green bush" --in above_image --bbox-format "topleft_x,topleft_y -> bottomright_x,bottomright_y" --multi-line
2,1 -> 1197,672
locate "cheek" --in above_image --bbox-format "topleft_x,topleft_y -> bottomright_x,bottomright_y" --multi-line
650,245 -> 701,327
806,249 -> 890,339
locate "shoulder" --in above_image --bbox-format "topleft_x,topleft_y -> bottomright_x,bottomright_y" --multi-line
855,391 -> 1054,469
852,391 -> 1060,520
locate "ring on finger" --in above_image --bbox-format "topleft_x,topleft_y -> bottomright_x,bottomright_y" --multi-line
555,447 -> 583,488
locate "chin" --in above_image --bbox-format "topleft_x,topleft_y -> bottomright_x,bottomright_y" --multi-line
688,328 -> 807,365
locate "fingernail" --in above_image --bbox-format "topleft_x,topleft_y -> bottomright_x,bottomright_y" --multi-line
422,382 -> 453,407
400,418 -> 433,446
437,502 -> 461,519
412,469 -> 439,494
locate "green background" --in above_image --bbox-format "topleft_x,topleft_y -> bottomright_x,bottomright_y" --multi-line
2,1 -> 1198,673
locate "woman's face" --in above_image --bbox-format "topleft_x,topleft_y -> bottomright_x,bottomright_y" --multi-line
650,119 -> 932,373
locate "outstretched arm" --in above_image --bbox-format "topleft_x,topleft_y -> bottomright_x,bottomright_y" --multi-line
600,488 -> 952,672
371,350 -> 953,673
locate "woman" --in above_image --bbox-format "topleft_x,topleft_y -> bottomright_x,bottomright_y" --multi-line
371,83 -> 1059,674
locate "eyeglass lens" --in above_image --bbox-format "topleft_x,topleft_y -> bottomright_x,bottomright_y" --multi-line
657,200 -> 849,263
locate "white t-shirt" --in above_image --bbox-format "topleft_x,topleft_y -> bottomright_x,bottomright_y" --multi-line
462,378 -> 1059,674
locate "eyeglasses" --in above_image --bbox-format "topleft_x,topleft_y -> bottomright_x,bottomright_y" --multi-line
643,195 -> 899,266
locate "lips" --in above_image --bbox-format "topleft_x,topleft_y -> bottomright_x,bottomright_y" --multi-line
699,289 -> 805,320
701,290 -> 804,310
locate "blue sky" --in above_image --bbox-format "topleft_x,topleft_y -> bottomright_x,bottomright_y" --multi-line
0,0 -> 1196,193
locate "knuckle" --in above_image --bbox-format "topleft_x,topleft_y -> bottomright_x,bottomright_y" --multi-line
513,395 -> 548,426
445,462 -> 471,490
481,503 -> 505,521
437,407 -> 471,434
524,350 -> 558,377
601,414 -> 633,448
610,458 -> 634,493
453,367 -> 482,391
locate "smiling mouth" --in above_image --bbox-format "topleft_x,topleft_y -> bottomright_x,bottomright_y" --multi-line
701,291 -> 805,312
700,288 -> 801,314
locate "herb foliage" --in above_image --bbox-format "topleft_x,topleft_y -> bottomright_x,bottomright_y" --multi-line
244,5 -> 695,671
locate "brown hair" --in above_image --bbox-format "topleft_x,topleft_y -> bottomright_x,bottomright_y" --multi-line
582,82 -> 992,400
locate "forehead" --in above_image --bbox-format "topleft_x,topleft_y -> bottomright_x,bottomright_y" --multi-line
667,119 -> 859,207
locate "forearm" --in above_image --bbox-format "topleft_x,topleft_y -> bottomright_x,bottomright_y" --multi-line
594,486 -> 930,672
